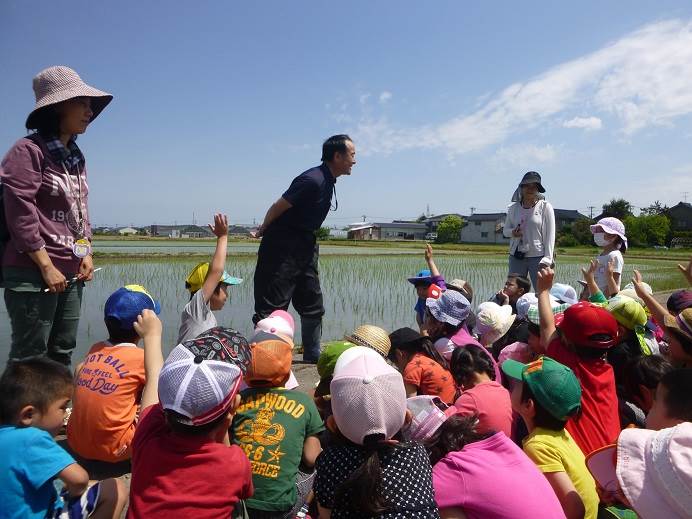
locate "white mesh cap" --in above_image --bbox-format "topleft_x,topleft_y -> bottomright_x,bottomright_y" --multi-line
159,330 -> 247,426
330,347 -> 407,445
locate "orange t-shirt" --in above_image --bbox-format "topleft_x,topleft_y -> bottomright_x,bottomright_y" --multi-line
403,353 -> 457,404
67,341 -> 145,462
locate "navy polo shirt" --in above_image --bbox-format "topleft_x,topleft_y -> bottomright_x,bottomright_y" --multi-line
270,164 -> 336,233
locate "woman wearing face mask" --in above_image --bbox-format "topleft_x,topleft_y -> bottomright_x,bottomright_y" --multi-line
589,217 -> 628,297
503,171 -> 555,289
0,66 -> 112,365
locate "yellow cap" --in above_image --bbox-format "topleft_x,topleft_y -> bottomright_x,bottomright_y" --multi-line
185,262 -> 243,292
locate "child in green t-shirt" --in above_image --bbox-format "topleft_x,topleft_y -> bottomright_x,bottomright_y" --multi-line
503,356 -> 600,519
232,328 -> 324,518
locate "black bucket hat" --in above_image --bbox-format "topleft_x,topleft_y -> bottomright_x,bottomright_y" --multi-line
519,171 -> 545,193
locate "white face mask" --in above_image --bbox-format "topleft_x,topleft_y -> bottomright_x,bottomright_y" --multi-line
593,232 -> 611,247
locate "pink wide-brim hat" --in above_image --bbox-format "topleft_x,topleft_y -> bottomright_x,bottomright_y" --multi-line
26,66 -> 112,128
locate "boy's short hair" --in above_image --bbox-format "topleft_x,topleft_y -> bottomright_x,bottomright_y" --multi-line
508,273 -> 531,294
0,358 -> 73,423
659,368 -> 692,422
164,408 -> 230,436
521,383 -> 569,431
623,355 -> 672,404
105,317 -> 141,344
321,134 -> 352,162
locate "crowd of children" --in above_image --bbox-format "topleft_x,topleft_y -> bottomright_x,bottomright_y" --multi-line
1,214 -> 691,518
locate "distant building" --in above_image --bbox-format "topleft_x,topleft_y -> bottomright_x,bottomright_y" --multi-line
460,213 -> 509,244
422,213 -> 467,234
150,224 -> 213,238
118,227 -> 138,236
347,222 -> 427,241
553,209 -> 590,231
665,202 -> 692,231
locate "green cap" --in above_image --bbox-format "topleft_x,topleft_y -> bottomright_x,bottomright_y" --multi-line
502,356 -> 582,421
317,341 -> 355,379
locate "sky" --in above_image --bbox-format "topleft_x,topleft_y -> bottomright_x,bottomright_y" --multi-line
2,1 -> 692,229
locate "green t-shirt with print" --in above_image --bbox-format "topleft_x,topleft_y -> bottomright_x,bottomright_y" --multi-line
232,387 -> 324,512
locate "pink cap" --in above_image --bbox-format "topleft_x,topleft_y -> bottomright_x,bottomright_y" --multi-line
330,347 -> 407,445
255,310 -> 295,339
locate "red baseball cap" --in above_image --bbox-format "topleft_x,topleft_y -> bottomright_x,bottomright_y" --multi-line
559,302 -> 618,349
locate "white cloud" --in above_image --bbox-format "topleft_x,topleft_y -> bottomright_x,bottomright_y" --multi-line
351,19 -> 692,156
493,144 -> 558,168
379,91 -> 392,103
563,116 -> 603,130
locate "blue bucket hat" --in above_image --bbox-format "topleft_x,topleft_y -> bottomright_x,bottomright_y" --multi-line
408,269 -> 434,285
104,284 -> 161,330
426,290 -> 471,326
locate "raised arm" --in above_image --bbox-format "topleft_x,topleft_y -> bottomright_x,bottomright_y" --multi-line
678,256 -> 692,286
540,202 -> 555,266
425,244 -> 440,277
134,310 -> 164,410
632,270 -> 671,326
201,213 -> 229,302
536,267 -> 558,353
606,257 -> 620,298
581,260 -> 604,301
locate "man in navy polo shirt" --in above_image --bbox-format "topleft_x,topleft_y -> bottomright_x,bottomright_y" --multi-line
252,135 -> 356,363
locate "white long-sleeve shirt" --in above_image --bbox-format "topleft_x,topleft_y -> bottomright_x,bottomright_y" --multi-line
503,200 -> 555,265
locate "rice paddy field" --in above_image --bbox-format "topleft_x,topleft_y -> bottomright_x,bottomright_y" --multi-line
0,239 -> 686,368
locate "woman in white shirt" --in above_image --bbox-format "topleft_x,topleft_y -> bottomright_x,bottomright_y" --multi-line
503,171 -> 555,289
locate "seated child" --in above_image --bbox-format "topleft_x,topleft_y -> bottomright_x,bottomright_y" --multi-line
446,278 -> 476,330
586,422 -> 691,519
589,217 -> 627,297
313,340 -> 355,420
424,290 -> 502,381
645,368 -> 692,430
427,415 -> 566,519
128,317 -> 254,518
504,356 -> 600,519
534,267 -> 621,455
253,310 -> 299,390
408,244 -> 447,331
314,347 -> 439,518
232,330 -> 324,518
621,355 -> 672,428
0,358 -> 126,519
343,324 -> 391,358
178,213 -> 243,343
388,327 -> 456,405
67,284 -> 160,462
492,272 -> 531,314
450,346 -> 512,437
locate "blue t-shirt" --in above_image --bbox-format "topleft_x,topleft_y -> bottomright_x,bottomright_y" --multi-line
271,164 -> 336,233
0,426 -> 75,519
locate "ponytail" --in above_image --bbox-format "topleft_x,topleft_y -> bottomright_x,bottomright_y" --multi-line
450,346 -> 495,387
335,434 -> 390,515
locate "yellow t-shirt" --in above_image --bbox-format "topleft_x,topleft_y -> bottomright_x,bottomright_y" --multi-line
523,427 -> 599,519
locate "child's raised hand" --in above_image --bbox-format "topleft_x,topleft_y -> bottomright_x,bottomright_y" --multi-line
425,243 -> 433,263
208,213 -> 229,238
581,259 -> 598,282
536,267 -> 554,293
631,269 -> 649,299
607,257 -> 617,275
677,256 -> 692,286
134,309 -> 162,341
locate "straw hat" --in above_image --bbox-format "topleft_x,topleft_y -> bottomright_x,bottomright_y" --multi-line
344,325 -> 391,357
26,66 -> 112,128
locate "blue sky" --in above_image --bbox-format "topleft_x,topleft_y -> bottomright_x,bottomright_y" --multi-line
2,1 -> 692,228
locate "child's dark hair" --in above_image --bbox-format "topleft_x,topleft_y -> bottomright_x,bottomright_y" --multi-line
425,415 -> 491,465
622,355 -> 672,405
521,382 -> 571,431
0,358 -> 73,423
449,346 -> 495,387
164,409 -> 229,436
321,134 -> 352,162
186,283 -> 226,301
334,433 -> 395,515
659,368 -> 692,422
388,336 -> 449,370
508,273 -> 531,294
105,316 -> 141,344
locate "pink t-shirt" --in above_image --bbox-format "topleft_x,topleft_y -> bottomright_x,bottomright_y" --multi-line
453,381 -> 512,438
432,432 -> 566,519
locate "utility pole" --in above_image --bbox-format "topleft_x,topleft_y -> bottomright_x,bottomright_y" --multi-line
470,207 -> 476,215
684,192 -> 689,203
588,206 -> 595,219
362,215 -> 367,222
426,204 -> 430,217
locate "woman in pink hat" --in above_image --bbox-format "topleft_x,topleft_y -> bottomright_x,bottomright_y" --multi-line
0,66 -> 112,365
